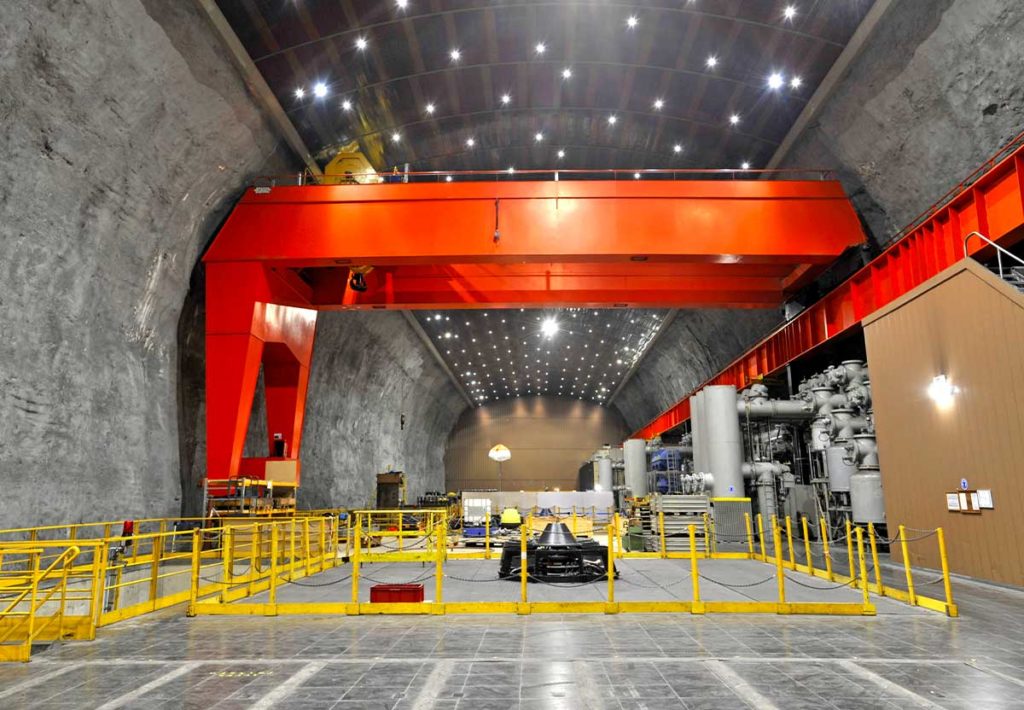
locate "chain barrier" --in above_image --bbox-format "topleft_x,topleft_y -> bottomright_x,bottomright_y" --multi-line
200,562 -> 252,586
287,572 -> 352,588
782,571 -> 858,591
359,569 -> 436,585
698,572 -> 776,589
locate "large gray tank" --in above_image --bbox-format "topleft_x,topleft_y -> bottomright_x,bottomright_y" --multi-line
850,469 -> 885,523
623,439 -> 648,497
704,385 -> 744,498
596,458 -> 613,491
825,446 -> 857,493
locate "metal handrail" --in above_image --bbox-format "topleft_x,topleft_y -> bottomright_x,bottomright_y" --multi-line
963,231 -> 1024,279
252,165 -> 837,187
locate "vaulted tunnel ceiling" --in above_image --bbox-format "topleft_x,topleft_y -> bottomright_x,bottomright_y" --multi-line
216,0 -> 875,173
416,308 -> 667,405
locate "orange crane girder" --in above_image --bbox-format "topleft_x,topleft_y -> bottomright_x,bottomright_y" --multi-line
202,178 -> 866,481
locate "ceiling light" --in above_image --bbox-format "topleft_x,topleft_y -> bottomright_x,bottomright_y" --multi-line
535,132 -> 544,142
767,72 -> 784,90
729,113 -> 740,125
653,98 -> 664,110
466,137 -> 476,147
783,5 -> 797,20
741,161 -> 751,170
341,99 -> 352,111
445,175 -> 453,182
294,87 -> 305,99
562,68 -> 572,79
535,42 -> 546,54
790,76 -> 803,89
391,132 -> 401,142
450,48 -> 461,61
355,37 -> 368,51
626,15 -> 638,28
557,149 -> 565,159
706,55 -> 718,69
396,0 -> 408,8
425,102 -> 436,114
541,317 -> 559,338
633,172 -> 641,179
607,115 -> 617,125
673,144 -> 682,153
313,82 -> 328,98
507,166 -> 515,174
500,93 -> 511,105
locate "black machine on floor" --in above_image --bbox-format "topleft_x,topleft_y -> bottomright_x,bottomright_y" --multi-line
498,522 -> 614,583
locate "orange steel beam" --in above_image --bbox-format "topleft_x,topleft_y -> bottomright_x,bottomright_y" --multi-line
634,134 -> 1024,438
202,177 -> 866,481
302,264 -> 788,309
204,180 -> 863,266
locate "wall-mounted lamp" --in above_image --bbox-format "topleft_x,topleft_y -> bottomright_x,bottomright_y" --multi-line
927,374 -> 958,409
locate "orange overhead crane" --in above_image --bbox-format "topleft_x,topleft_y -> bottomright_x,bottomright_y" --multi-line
203,176 -> 865,484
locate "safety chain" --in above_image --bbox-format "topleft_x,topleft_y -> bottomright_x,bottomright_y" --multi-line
782,571 -> 858,591
444,572 -> 504,584
359,569 -> 436,585
697,572 -> 776,588
199,562 -> 253,586
286,572 -> 352,587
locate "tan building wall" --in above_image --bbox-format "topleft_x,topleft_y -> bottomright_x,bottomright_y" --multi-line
863,260 -> 1024,586
445,396 -> 629,492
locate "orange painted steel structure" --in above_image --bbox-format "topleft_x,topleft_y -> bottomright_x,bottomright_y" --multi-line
203,179 -> 864,481
635,136 -> 1024,439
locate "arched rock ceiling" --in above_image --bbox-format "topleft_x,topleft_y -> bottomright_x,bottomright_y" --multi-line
216,0 -> 875,171
416,307 -> 667,405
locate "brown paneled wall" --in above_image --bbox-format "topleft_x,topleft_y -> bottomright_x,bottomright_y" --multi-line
864,260 -> 1024,587
445,396 -> 629,492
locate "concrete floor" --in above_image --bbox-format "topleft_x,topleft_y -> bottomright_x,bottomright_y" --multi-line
1,565 -> 1023,709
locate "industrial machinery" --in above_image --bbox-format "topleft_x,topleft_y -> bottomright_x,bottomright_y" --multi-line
498,523 -> 613,583
586,357 -> 886,543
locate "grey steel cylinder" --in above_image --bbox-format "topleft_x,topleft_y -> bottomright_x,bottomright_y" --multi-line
690,393 -> 705,474
756,473 -> 777,521
704,385 -> 744,497
825,446 -> 857,493
850,469 -> 885,523
597,458 -> 613,491
623,439 -> 648,497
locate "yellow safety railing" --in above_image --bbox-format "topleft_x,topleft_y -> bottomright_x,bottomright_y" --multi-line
0,510 -> 344,550
187,517 -> 340,613
761,515 -> 958,618
0,546 -> 81,662
191,509 -> 886,618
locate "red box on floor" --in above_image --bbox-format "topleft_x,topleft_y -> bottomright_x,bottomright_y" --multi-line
369,583 -> 425,603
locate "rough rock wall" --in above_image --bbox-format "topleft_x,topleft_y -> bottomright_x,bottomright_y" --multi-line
0,0 -> 293,526
612,309 -> 782,433
179,310 -> 466,513
781,0 -> 1024,243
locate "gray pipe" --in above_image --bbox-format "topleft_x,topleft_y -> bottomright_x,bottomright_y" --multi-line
737,399 -> 815,420
704,385 -> 744,497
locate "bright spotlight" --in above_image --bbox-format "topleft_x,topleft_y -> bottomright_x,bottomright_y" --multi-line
928,375 -> 958,409
541,317 -> 559,338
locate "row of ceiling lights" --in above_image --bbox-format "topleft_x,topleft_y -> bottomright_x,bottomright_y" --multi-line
387,1 -> 800,24
292,4 -> 804,172
428,311 -> 656,403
